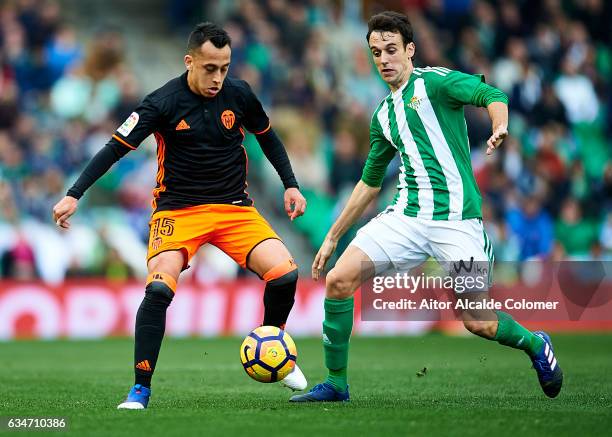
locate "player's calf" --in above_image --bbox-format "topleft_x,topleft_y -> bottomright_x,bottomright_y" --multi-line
134,272 -> 175,388
319,259 -> 362,393
463,308 -> 548,358
492,311 -> 545,356
463,319 -> 497,339
262,259 -> 298,328
260,259 -> 307,391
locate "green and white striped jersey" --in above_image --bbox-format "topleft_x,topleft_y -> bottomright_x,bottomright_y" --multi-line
361,66 -> 508,220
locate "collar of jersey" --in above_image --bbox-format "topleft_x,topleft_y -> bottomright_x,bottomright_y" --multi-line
181,71 -> 216,100
390,69 -> 419,99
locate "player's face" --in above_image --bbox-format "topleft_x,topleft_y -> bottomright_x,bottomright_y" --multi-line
184,41 -> 231,98
368,31 -> 415,91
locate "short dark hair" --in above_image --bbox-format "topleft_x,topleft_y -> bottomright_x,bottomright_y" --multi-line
187,22 -> 231,54
366,11 -> 413,47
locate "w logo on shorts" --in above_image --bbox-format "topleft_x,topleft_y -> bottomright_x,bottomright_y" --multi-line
453,257 -> 475,274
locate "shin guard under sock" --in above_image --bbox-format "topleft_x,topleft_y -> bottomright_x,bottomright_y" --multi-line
134,273 -> 175,387
262,263 -> 298,328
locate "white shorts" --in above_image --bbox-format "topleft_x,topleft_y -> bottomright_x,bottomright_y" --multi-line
351,209 -> 494,289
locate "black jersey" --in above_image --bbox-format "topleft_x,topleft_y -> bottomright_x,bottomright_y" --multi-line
110,73 -> 279,211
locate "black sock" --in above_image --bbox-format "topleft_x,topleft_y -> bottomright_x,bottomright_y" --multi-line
262,269 -> 298,328
134,280 -> 174,388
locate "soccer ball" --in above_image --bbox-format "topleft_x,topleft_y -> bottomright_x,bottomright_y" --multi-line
239,326 -> 297,383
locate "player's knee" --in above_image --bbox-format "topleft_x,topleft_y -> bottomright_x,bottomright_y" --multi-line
266,265 -> 298,287
325,268 -> 356,299
147,250 -> 185,277
463,319 -> 496,339
262,259 -> 298,283
145,272 -> 176,307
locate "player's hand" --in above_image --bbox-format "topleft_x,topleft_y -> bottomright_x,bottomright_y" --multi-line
52,196 -> 78,229
284,187 -> 306,221
312,236 -> 337,280
486,125 -> 508,155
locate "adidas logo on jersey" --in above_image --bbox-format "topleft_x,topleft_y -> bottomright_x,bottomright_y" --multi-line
175,119 -> 190,130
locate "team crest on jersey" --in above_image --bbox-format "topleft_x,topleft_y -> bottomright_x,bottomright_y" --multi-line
118,112 -> 139,136
221,110 -> 235,129
407,96 -> 421,111
151,237 -> 162,251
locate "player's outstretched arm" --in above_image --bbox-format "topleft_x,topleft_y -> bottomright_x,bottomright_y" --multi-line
486,101 -> 508,155
52,95 -> 159,230
51,141 -> 131,229
312,180 -> 380,279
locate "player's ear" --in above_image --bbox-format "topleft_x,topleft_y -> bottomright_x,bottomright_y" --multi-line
405,42 -> 415,59
184,54 -> 193,71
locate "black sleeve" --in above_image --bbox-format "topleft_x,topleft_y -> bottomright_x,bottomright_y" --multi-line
256,128 -> 299,190
112,94 -> 161,149
241,82 -> 271,134
66,94 -> 161,199
66,141 -> 130,199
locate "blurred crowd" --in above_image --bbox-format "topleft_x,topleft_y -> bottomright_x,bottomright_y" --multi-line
0,0 -> 610,283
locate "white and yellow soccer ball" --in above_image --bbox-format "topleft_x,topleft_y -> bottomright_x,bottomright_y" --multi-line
239,326 -> 297,383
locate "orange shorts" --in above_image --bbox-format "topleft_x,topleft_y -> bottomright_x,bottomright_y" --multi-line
147,204 -> 280,269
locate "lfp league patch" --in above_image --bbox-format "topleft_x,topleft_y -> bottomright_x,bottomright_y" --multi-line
117,112 -> 139,136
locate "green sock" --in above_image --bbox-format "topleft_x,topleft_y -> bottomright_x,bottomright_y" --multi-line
322,297 -> 354,392
327,368 -> 347,392
494,311 -> 544,357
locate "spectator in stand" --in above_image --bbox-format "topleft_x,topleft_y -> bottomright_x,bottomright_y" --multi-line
1,230 -> 37,280
45,24 -> 82,83
506,196 -> 554,260
555,198 -> 601,259
329,127 -> 363,197
530,84 -> 568,128
50,29 -> 123,122
554,55 -> 600,124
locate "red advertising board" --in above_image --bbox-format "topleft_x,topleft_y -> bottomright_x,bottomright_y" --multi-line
1,280 -> 610,340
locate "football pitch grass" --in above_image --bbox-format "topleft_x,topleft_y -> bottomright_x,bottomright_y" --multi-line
1,334 -> 611,436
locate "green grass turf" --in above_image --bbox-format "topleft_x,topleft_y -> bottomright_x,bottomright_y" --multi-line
1,334 -> 611,436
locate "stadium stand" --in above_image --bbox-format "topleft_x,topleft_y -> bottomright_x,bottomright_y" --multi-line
0,0 -> 610,284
